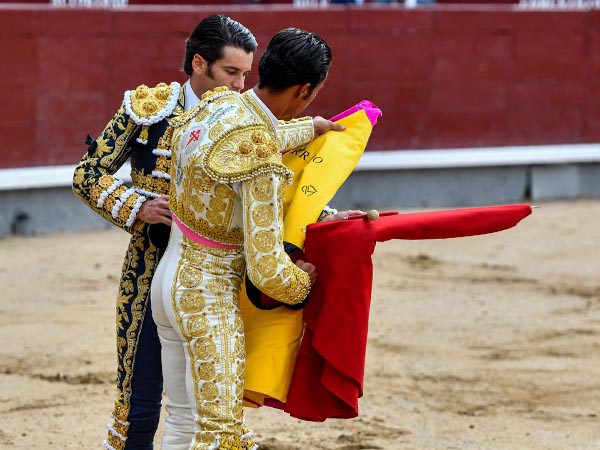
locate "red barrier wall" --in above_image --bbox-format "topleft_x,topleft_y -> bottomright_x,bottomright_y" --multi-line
1,4 -> 599,168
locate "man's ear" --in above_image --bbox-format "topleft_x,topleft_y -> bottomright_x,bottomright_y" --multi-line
191,54 -> 207,75
300,83 -> 314,100
293,83 -> 312,99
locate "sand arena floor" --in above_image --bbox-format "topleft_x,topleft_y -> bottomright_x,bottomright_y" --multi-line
1,200 -> 599,450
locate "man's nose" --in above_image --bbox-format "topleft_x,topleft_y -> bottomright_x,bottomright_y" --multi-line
232,76 -> 244,92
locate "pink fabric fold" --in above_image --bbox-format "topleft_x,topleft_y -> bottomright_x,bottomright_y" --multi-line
329,100 -> 382,126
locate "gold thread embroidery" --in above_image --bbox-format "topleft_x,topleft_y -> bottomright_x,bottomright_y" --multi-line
130,82 -> 173,120
170,237 -> 246,449
276,116 -> 314,153
131,168 -> 171,196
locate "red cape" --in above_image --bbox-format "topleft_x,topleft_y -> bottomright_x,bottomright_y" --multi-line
283,204 -> 532,421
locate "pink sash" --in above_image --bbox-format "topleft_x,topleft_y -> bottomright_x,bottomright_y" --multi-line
172,214 -> 242,250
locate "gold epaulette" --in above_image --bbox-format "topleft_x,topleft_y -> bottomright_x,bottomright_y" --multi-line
123,81 -> 181,127
203,125 -> 294,184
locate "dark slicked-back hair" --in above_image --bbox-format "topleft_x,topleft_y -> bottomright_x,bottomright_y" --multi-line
183,14 -> 258,76
258,28 -> 332,93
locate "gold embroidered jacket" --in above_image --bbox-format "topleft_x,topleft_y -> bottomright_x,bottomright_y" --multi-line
169,88 -> 311,305
72,82 -> 314,235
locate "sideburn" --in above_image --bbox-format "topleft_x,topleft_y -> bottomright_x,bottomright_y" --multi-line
206,64 -> 215,80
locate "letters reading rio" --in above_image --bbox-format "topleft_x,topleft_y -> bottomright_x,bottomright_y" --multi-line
290,148 -> 324,164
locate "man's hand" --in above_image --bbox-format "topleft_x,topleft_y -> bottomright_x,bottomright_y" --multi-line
321,209 -> 364,222
313,116 -> 345,136
296,259 -> 317,286
136,195 -> 172,226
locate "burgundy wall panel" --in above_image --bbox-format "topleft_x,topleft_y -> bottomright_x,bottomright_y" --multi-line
40,8 -> 112,34
427,110 -> 507,148
1,4 -> 598,168
348,8 -> 433,32
4,124 -> 36,167
432,9 -> 514,33
513,9 -> 588,32
0,8 -> 39,34
583,81 -> 600,142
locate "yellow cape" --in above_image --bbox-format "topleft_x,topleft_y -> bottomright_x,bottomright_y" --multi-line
241,107 -> 379,406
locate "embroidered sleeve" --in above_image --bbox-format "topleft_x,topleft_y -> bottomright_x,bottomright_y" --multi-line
317,205 -> 339,222
276,116 -> 314,153
72,105 -> 147,232
241,171 -> 311,305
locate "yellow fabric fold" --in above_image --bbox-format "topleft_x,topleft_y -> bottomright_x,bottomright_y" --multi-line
282,109 -> 374,248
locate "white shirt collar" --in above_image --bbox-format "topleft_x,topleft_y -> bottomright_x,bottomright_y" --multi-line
248,88 -> 279,131
184,84 -> 279,131
184,81 -> 200,111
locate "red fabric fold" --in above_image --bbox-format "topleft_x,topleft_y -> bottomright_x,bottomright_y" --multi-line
283,204 -> 532,421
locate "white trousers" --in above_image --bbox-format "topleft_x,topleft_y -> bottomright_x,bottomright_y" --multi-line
151,224 -> 252,450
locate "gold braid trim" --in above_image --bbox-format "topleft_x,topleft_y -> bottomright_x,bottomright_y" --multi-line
218,435 -> 245,450
130,168 -> 170,196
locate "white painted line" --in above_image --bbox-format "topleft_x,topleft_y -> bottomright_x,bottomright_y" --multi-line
0,162 -> 132,191
355,144 -> 600,171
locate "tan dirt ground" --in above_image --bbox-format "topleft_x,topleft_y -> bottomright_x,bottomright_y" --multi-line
1,199 -> 599,450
